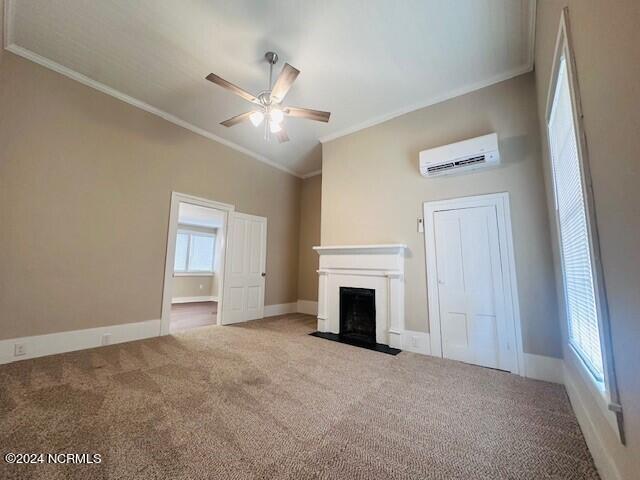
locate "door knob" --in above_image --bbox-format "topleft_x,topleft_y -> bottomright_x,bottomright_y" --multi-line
261,272 -> 266,277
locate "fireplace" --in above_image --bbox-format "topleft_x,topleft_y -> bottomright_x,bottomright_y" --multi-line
312,244 -> 406,351
340,287 -> 376,344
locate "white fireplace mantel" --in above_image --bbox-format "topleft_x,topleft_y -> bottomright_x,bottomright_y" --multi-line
314,244 -> 407,348
313,244 -> 407,255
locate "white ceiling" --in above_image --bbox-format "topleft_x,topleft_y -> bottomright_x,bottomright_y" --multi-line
179,203 -> 224,229
5,0 -> 535,177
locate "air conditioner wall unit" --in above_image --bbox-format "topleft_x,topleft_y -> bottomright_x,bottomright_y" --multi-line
419,133 -> 500,177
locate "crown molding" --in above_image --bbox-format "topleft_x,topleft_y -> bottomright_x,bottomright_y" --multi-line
4,0 -> 537,179
318,0 -> 536,144
301,169 -> 322,179
319,63 -> 533,144
4,42 -> 305,179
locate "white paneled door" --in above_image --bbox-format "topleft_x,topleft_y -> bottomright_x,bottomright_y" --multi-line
432,205 -> 512,371
223,212 -> 267,324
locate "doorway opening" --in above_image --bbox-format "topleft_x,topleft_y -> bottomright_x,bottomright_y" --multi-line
160,192 -> 269,335
170,203 -> 226,332
160,193 -> 234,335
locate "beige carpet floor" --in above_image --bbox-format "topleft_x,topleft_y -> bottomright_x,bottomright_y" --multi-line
0,314 -> 599,480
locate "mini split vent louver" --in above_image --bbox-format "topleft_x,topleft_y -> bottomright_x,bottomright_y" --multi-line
419,133 -> 500,177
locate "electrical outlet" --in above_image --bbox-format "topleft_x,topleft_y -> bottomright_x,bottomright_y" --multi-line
14,343 -> 26,357
411,336 -> 419,348
199,284 -> 204,290
101,333 -> 112,346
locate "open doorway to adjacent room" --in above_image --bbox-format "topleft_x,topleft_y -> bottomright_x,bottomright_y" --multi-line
160,192 -> 269,335
169,202 -> 225,332
160,193 -> 234,335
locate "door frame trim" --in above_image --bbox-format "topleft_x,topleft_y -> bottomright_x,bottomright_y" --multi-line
160,191 -> 235,335
423,192 -> 524,375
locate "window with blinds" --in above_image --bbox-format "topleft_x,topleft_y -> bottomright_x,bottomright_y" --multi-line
174,230 -> 216,274
548,56 -> 604,381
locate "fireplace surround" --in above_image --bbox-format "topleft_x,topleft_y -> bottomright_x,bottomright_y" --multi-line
313,244 -> 406,349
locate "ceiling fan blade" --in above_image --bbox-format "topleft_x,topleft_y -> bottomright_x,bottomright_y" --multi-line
275,128 -> 290,143
206,73 -> 257,103
270,63 -> 300,103
220,111 -> 253,127
284,106 -> 331,123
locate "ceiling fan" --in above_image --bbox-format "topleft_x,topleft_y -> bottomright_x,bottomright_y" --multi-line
205,51 -> 331,143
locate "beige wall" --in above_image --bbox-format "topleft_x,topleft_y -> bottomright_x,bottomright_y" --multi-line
297,174 -> 322,301
0,50 -> 301,340
321,73 -> 561,358
535,1 -> 640,477
172,276 -> 214,299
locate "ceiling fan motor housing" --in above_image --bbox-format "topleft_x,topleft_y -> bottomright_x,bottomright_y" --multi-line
265,51 -> 278,65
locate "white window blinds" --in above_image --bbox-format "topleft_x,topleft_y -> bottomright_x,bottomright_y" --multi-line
174,230 -> 216,273
188,234 -> 216,272
548,57 -> 604,380
174,233 -> 190,271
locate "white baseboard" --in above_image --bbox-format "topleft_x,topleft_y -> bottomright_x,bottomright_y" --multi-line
390,336 -> 563,384
263,302 -> 298,318
297,300 -> 318,316
564,362 -> 622,480
401,330 -> 431,355
172,296 -> 215,304
0,319 -> 161,365
523,353 -> 564,384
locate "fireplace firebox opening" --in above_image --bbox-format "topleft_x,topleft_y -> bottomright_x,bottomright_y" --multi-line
339,287 -> 376,344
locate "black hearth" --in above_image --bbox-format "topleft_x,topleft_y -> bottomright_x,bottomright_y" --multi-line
339,287 -> 376,344
309,285 -> 400,355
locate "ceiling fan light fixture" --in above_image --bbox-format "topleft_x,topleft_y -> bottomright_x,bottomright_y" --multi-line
269,108 -> 284,124
249,111 -> 264,127
206,51 -> 330,143
269,121 -> 282,133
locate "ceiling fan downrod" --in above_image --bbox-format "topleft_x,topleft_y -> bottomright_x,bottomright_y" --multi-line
265,51 -> 278,92
264,51 -> 278,141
